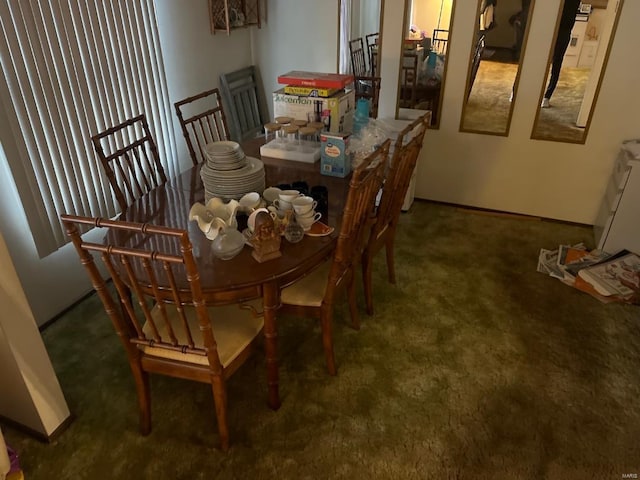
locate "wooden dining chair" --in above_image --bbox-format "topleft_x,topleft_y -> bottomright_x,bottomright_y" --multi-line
432,28 -> 449,55
91,114 -> 167,212
365,33 -> 379,76
354,75 -> 382,119
400,52 -> 419,108
349,38 -> 368,77
279,139 -> 391,375
174,88 -> 231,166
362,112 -> 430,316
61,214 -> 264,451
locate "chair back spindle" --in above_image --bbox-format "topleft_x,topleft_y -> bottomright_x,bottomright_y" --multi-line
92,114 -> 167,212
174,88 -> 231,166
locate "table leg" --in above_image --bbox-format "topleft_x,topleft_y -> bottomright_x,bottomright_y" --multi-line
263,280 -> 281,410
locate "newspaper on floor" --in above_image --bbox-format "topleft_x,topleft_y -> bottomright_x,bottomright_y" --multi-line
538,243 -> 639,304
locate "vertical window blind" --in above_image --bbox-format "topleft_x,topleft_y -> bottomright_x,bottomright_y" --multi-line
0,0 -> 178,257
339,0 -> 352,74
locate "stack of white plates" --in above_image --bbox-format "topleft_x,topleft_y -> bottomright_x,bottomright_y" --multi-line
201,141 -> 265,200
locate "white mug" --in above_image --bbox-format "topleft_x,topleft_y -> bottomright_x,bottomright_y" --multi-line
296,211 -> 322,230
273,199 -> 293,211
247,208 -> 277,232
279,189 -> 300,203
292,196 -> 317,215
239,191 -> 261,211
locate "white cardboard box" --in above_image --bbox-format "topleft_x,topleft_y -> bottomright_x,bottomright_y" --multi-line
273,88 -> 355,134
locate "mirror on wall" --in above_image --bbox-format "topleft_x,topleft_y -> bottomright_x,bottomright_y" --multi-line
396,0 -> 455,127
339,0 -> 384,116
531,0 -> 623,143
460,0 -> 535,136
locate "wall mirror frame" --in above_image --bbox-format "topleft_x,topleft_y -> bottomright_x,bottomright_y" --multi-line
395,0 -> 456,128
531,0 -> 624,144
459,0 -> 536,137
339,0 -> 385,117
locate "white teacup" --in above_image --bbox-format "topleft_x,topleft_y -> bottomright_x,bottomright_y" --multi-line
296,211 -> 322,230
292,196 -> 317,215
247,208 -> 277,233
279,189 -> 300,203
239,191 -> 261,211
262,187 -> 282,205
273,199 -> 293,211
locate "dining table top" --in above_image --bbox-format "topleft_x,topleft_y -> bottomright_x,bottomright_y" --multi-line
115,136 -> 349,300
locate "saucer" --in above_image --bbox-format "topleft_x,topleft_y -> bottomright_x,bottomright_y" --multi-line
304,222 -> 334,237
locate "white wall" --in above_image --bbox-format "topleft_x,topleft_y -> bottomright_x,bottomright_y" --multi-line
0,231 -> 70,436
380,0 -> 640,225
411,0 -> 454,40
154,0 -> 254,174
251,0 -> 339,120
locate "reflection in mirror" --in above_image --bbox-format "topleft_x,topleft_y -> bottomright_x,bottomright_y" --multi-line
531,0 -> 623,143
339,0 -> 384,117
460,0 -> 535,136
396,0 -> 455,127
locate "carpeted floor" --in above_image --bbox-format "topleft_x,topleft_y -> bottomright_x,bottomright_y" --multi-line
532,67 -> 590,143
461,60 -> 517,134
462,60 -> 590,142
3,200 -> 640,479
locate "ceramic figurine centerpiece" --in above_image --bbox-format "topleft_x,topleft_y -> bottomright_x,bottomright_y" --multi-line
250,211 -> 282,263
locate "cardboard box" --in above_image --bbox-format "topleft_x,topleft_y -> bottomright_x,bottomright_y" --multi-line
273,88 -> 355,134
320,132 -> 351,178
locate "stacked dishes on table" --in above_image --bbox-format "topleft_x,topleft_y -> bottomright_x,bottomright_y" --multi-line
201,141 -> 265,200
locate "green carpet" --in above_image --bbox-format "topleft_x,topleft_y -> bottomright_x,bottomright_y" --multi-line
532,67 -> 590,143
461,60 -> 517,134
3,201 -> 640,479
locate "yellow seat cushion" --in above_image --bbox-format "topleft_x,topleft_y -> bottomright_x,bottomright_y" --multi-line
141,300 -> 263,368
280,261 -> 331,307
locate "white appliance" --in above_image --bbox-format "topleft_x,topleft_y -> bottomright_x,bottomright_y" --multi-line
594,140 -> 640,255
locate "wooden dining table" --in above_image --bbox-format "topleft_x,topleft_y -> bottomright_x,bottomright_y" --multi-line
115,137 -> 350,410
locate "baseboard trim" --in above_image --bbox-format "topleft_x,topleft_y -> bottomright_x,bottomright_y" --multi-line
0,413 -> 75,443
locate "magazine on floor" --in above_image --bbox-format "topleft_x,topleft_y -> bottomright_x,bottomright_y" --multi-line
577,251 -> 640,298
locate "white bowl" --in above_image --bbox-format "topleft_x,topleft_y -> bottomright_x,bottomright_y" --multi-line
262,187 -> 282,204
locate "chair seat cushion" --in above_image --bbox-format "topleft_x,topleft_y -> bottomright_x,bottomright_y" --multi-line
141,300 -> 263,367
281,261 -> 331,307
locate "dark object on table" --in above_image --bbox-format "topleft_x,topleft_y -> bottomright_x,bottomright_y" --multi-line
292,181 -> 309,196
309,185 -> 329,220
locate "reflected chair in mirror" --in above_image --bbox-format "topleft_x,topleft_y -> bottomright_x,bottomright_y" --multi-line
365,33 -> 379,76
351,37 -> 379,117
279,140 -> 391,375
362,113 -> 429,316
466,33 -> 486,101
92,114 -> 167,212
174,88 -> 231,166
399,52 -> 419,108
349,37 -> 368,76
61,215 -> 264,452
219,65 -> 269,142
432,28 -> 449,55
355,75 -> 382,119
